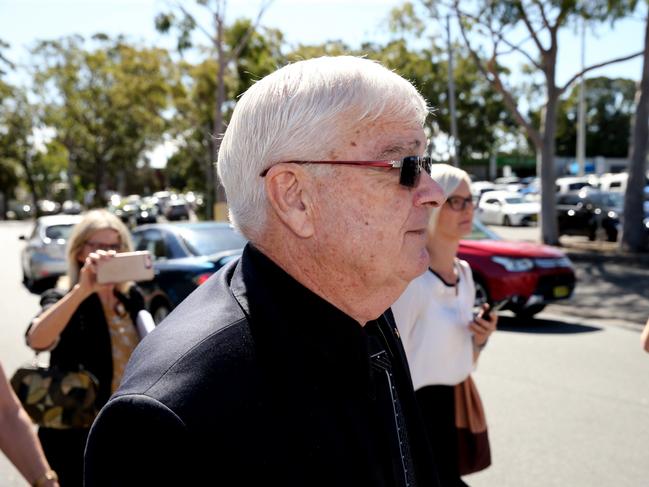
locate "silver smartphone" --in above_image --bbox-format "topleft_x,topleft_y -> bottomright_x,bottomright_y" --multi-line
96,251 -> 154,284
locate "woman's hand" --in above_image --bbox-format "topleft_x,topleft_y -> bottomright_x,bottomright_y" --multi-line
470,303 -> 498,349
77,250 -> 117,296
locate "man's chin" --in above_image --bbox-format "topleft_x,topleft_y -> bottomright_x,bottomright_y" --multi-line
405,246 -> 430,280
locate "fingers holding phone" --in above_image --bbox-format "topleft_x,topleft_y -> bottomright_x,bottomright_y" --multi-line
469,301 -> 500,347
79,250 -> 117,293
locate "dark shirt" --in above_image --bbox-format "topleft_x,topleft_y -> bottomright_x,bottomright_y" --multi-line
30,286 -> 145,409
85,244 -> 439,486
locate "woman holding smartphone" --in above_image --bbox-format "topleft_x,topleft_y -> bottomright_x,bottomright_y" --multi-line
25,209 -> 150,487
392,164 -> 497,487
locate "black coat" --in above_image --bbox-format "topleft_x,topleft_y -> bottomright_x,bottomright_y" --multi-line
85,245 -> 440,487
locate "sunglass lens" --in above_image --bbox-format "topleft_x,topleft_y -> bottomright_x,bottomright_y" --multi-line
399,156 -> 420,188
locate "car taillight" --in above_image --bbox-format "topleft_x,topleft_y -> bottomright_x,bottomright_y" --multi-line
193,272 -> 214,286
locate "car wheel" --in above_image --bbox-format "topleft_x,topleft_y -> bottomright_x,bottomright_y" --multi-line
514,304 -> 546,319
30,276 -> 59,294
503,215 -> 511,226
474,278 -> 489,308
152,303 -> 171,325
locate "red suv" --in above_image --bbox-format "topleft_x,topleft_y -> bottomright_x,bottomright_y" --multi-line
458,221 -> 576,318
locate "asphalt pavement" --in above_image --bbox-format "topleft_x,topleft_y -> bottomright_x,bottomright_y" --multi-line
1,220 -> 648,486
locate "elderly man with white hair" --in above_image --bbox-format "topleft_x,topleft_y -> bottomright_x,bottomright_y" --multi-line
85,56 -> 445,487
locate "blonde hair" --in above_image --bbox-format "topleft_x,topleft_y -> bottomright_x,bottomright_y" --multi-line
66,209 -> 134,293
428,164 -> 473,234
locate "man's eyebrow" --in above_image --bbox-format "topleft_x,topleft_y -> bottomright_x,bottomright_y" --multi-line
375,140 -> 422,159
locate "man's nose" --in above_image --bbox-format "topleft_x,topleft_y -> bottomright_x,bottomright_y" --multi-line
415,172 -> 445,208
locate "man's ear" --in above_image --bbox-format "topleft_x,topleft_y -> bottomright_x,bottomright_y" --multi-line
264,165 -> 315,238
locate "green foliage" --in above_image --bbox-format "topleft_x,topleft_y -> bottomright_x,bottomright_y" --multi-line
30,36 -> 176,204
555,77 -> 636,157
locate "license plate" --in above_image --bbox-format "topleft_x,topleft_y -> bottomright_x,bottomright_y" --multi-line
553,285 -> 570,298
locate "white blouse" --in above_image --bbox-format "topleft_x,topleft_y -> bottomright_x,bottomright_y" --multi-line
392,259 -> 475,390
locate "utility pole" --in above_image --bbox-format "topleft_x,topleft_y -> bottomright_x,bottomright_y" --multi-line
446,14 -> 459,167
576,18 -> 587,176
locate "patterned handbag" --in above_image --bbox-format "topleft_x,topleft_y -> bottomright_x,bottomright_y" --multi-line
10,362 -> 100,429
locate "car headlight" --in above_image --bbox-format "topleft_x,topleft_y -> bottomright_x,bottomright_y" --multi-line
607,211 -> 617,219
492,256 -> 534,272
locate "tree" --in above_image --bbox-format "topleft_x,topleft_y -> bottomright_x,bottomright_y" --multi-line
450,0 -> 642,245
550,77 -> 636,158
155,0 -> 274,219
0,88 -> 40,211
31,36 -> 176,205
622,8 -> 649,252
163,19 -> 283,199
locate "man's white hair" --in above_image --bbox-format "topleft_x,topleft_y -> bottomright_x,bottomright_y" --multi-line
217,55 -> 429,241
427,164 -> 473,233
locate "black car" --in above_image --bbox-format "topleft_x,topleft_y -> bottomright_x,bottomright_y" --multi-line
556,189 -> 622,242
131,222 -> 247,323
164,200 -> 191,221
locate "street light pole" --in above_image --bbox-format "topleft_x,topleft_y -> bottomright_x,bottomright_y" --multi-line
576,18 -> 587,176
447,14 -> 460,167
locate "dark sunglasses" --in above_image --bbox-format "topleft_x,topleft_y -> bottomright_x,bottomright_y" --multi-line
259,156 -> 433,188
445,196 -> 474,211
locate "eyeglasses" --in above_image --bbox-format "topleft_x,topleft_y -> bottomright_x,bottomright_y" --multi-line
259,156 -> 433,188
445,196 -> 474,211
84,240 -> 121,252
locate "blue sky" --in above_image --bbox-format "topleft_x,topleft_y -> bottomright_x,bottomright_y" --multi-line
1,0 -> 645,87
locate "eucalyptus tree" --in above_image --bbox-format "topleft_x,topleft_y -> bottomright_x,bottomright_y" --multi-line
31,35 -> 177,205
622,3 -> 649,252
448,0 -> 643,245
155,0 -> 274,218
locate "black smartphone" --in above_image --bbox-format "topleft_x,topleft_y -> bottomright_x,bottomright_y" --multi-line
481,298 -> 508,320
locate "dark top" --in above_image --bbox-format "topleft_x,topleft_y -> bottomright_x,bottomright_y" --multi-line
29,286 -> 145,409
85,244 -> 440,487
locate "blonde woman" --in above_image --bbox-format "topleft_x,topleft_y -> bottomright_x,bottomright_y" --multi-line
392,164 -> 497,487
25,209 -> 148,487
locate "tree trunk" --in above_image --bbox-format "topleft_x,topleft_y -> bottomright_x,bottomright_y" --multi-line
93,159 -> 106,207
621,15 -> 649,253
539,54 -> 560,246
21,152 -> 39,217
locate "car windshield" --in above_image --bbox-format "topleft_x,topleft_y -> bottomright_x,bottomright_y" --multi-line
504,197 -> 525,204
466,219 -> 501,241
178,225 -> 247,256
588,192 -> 623,208
45,224 -> 75,240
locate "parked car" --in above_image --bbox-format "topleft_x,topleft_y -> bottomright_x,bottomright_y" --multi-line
477,190 -> 540,226
556,189 -> 622,242
20,214 -> 83,292
131,222 -> 247,323
555,175 -> 597,194
164,200 -> 191,221
458,220 -> 576,318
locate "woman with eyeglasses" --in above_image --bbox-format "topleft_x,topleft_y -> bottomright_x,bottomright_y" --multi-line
25,209 -> 150,487
392,164 -> 497,487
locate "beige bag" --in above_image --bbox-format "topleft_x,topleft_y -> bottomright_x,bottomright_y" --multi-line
454,375 -> 491,475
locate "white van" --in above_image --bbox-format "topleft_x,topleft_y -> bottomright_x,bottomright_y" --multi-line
555,175 -> 598,194
598,173 -> 627,193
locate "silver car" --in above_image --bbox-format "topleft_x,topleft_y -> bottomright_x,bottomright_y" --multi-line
20,215 -> 83,292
